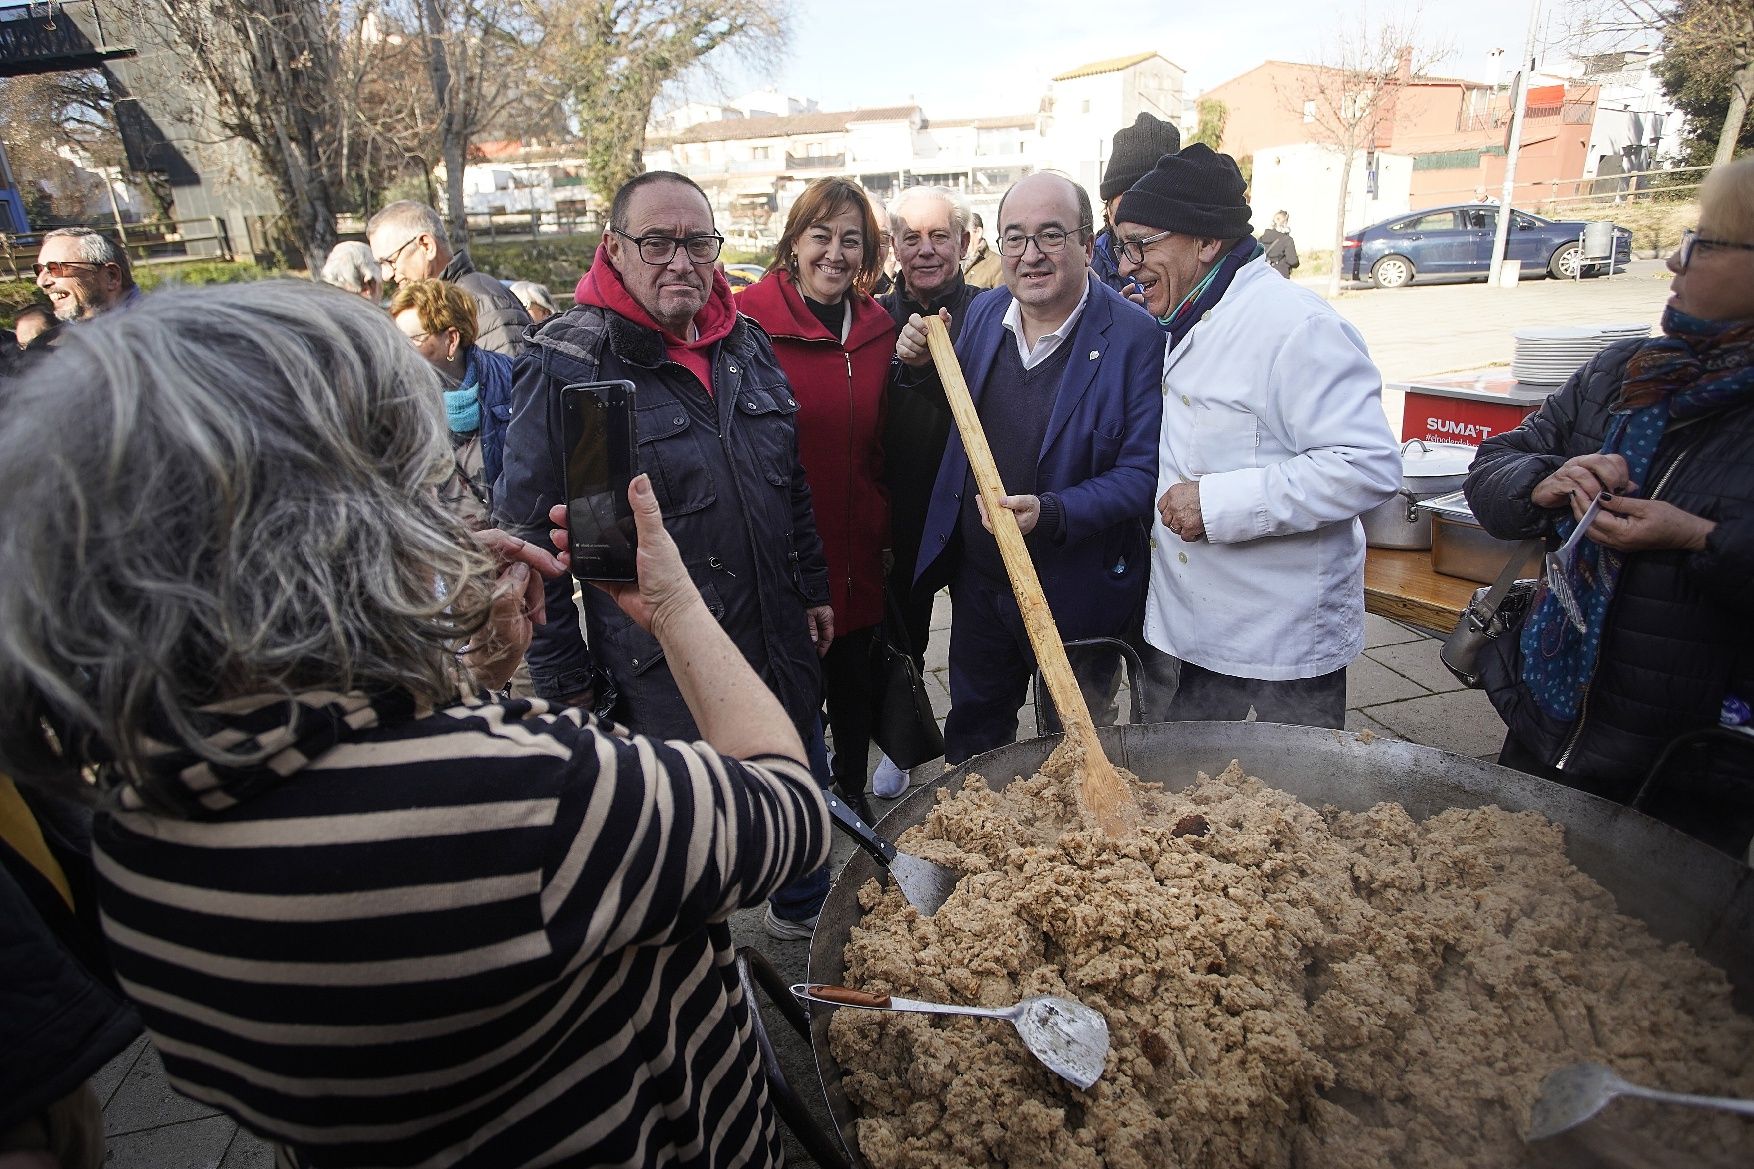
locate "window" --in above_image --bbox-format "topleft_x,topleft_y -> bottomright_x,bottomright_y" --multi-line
1081,100 -> 1091,113
1303,100 -> 1316,123
752,145 -> 770,160
1395,212 -> 1459,232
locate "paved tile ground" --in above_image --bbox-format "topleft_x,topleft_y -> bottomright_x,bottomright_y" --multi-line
99,265 -> 1644,1165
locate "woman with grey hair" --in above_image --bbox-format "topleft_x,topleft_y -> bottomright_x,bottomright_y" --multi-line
506,278 -> 557,322
0,280 -> 828,1168
318,239 -> 383,301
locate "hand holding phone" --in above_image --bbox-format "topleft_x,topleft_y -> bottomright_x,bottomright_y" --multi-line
562,380 -> 639,581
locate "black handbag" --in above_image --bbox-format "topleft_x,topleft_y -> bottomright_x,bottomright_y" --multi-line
1440,539 -> 1542,688
868,591 -> 945,769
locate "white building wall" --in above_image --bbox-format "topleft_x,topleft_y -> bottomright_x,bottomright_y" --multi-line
1249,143 -> 1413,250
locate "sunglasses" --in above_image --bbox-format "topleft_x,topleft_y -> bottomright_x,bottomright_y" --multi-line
33,260 -> 109,278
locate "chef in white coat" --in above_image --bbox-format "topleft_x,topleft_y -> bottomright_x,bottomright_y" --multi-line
1112,145 -> 1400,728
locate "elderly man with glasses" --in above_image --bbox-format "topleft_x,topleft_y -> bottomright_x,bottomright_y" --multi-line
895,172 -> 1164,763
496,170 -> 832,750
33,227 -> 141,323
366,200 -> 531,356
1112,145 -> 1399,729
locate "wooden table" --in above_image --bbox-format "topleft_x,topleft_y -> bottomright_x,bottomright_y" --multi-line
1364,547 -> 1478,633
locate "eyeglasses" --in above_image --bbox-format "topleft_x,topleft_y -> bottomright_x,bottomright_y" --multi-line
612,228 -> 724,265
1114,228 -> 1176,265
33,259 -> 106,278
1678,229 -> 1754,272
404,330 -> 432,343
376,235 -> 421,273
997,226 -> 1088,258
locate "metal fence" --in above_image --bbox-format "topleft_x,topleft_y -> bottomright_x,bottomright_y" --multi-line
1417,163 -> 1709,217
0,215 -> 242,280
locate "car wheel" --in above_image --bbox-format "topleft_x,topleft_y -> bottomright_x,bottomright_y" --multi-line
1371,255 -> 1414,289
1548,242 -> 1582,279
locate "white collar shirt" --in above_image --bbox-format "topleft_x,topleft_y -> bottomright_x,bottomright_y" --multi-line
1001,274 -> 1091,369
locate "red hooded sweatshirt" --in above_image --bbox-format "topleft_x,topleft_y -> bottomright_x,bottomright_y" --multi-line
574,245 -> 736,395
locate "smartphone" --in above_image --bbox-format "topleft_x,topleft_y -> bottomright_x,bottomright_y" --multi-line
561,380 -> 638,581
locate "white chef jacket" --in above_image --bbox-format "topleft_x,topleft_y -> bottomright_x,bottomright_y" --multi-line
1145,258 -> 1400,680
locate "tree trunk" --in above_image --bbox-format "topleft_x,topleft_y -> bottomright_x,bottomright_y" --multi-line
1714,56 -> 1752,169
417,0 -> 468,245
1328,144 -> 1355,298
443,122 -> 469,249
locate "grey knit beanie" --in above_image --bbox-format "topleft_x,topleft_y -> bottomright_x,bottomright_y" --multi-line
1099,113 -> 1182,202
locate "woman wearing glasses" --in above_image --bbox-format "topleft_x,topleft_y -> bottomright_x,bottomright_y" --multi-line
1464,156 -> 1754,855
734,178 -> 897,858
388,278 -> 514,528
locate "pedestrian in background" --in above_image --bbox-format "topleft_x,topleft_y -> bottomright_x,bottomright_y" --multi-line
1260,210 -> 1300,279
508,280 -> 557,323
319,240 -> 383,302
367,200 -> 531,356
961,212 -> 1003,288
389,278 -> 514,529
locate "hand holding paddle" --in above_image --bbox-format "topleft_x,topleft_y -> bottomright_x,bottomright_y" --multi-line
922,316 -> 1136,837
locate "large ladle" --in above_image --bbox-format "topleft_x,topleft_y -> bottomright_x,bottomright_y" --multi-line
923,315 -> 1137,837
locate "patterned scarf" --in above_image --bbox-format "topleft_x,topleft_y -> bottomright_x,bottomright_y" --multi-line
1520,307 -> 1754,722
1160,237 -> 1264,349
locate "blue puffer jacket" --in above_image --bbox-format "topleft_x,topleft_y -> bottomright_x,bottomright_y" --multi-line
470,345 -> 515,490
1090,228 -> 1127,294
494,304 -> 830,739
1464,339 -> 1754,847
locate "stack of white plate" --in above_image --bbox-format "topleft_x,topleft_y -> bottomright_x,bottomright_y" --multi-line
1512,323 -> 1651,385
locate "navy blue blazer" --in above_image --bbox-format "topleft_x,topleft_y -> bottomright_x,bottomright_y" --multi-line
914,273 -> 1165,640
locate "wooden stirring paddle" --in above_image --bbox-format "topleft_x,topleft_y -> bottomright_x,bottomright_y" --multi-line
923,316 -> 1136,837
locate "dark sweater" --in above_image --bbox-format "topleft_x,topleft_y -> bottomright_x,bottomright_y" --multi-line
958,337 -> 1075,582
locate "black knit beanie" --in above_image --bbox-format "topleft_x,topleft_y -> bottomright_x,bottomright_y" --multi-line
1099,113 -> 1182,202
1114,143 -> 1253,239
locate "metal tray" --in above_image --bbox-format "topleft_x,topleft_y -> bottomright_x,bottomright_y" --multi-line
1417,491 -> 1543,583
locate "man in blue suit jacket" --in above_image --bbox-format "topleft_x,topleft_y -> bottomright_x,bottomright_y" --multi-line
895,172 -> 1164,764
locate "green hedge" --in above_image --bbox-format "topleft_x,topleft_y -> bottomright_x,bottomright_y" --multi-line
468,233 -> 602,290
134,260 -> 266,291
1,279 -> 47,329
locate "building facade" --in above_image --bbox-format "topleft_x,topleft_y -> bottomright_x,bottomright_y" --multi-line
462,53 -> 1187,245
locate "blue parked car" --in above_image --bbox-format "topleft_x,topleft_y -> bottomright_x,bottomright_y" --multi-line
1341,204 -> 1633,288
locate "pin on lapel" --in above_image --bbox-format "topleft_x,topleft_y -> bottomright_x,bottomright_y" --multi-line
1088,350 -> 1100,360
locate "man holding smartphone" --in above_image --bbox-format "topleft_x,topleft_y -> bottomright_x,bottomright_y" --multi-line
497,171 -> 833,753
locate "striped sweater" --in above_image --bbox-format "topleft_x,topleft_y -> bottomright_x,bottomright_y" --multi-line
92,690 -> 830,1168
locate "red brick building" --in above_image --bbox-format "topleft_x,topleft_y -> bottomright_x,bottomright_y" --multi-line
1203,60 -> 1600,211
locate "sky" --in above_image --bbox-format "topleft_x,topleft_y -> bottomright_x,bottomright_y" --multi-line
702,0 -> 1617,121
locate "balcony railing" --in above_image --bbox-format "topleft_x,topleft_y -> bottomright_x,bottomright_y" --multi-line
785,152 -> 845,169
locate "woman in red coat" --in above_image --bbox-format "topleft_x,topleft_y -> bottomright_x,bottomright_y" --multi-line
737,178 -> 897,828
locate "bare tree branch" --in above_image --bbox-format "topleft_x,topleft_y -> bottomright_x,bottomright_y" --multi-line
526,0 -> 791,199
1282,10 -> 1449,295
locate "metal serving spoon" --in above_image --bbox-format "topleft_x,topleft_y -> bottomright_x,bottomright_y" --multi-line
1527,1062 -> 1754,1141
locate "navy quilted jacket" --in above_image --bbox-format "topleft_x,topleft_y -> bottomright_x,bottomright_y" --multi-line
1464,339 -> 1754,827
